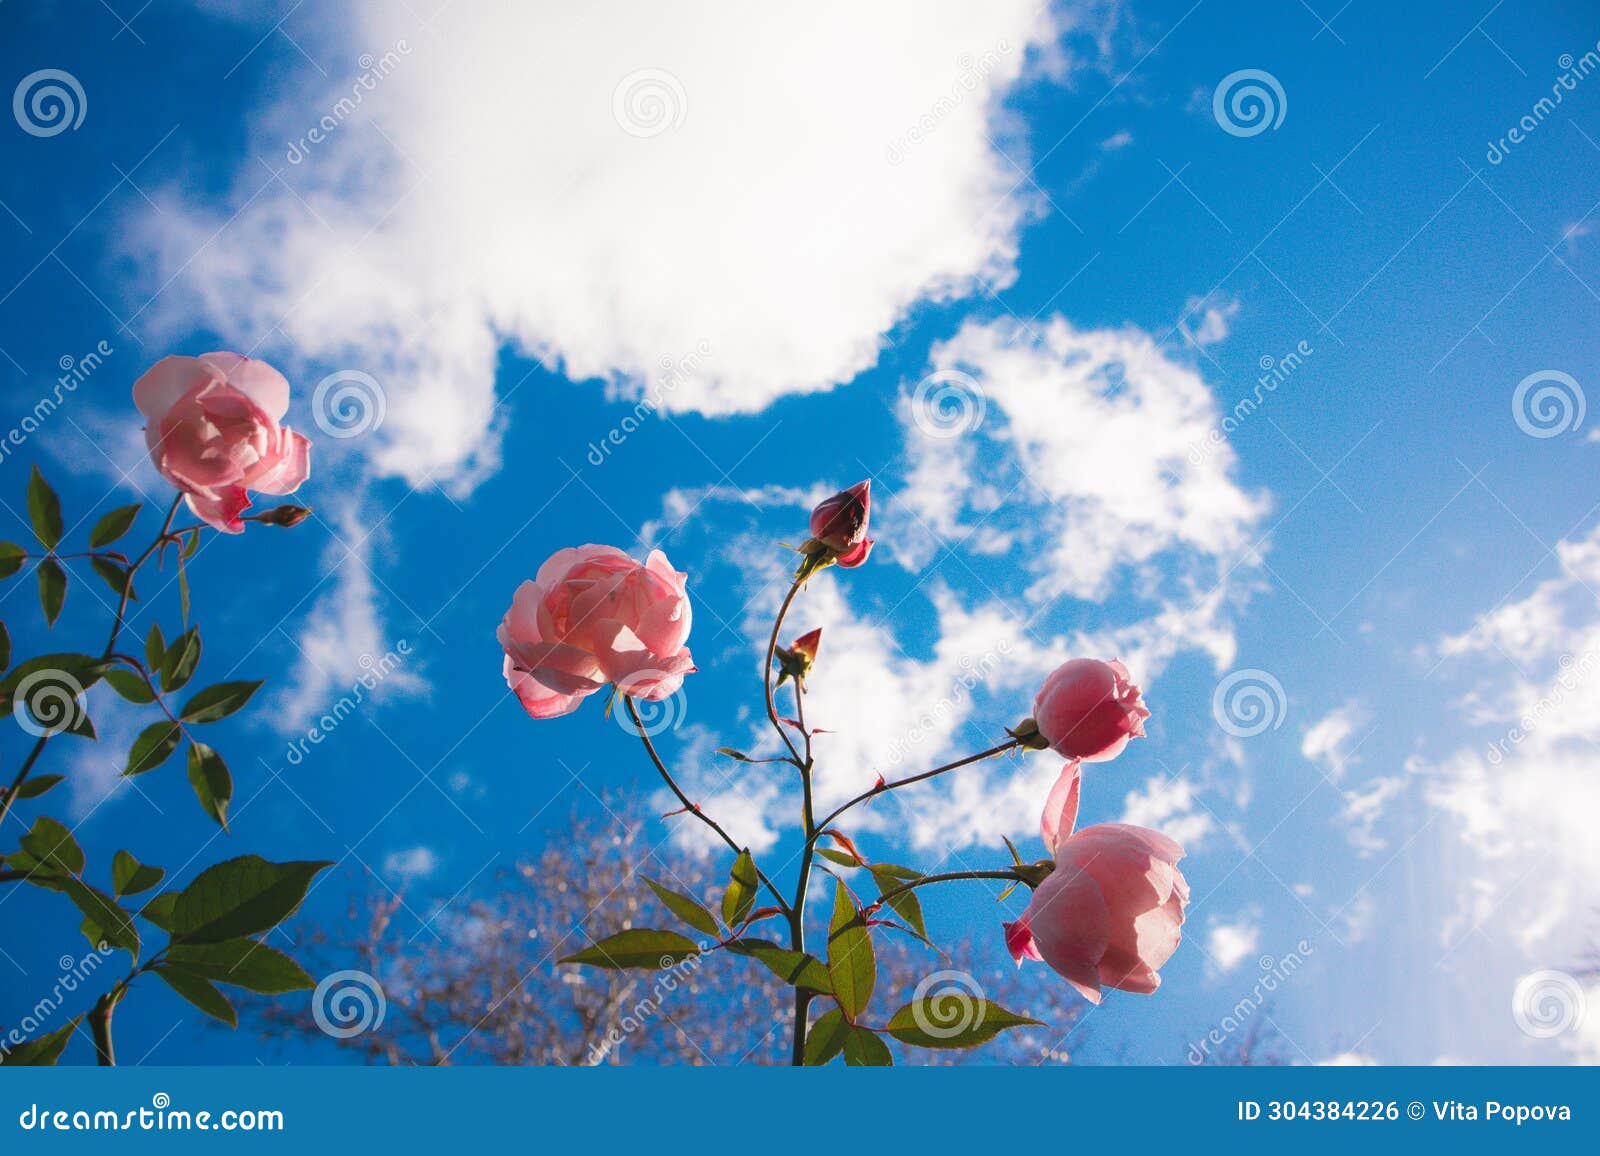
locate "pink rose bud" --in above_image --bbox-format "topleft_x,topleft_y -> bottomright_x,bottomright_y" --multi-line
498,545 -> 695,720
256,504 -> 313,528
790,628 -> 821,663
808,480 -> 874,568
774,627 -> 821,688
133,352 -> 312,534
1029,658 -> 1149,762
1004,765 -> 1188,1003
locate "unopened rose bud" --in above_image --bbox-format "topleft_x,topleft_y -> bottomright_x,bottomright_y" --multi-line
807,480 -> 874,568
257,504 -> 314,527
1029,658 -> 1149,762
774,627 -> 822,688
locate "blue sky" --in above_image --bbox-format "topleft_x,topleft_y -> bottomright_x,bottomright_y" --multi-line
3,0 -> 1599,1065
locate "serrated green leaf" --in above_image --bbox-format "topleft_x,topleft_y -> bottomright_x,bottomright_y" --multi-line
558,928 -> 701,970
720,849 -> 758,927
870,865 -> 927,939
170,856 -> 331,944
58,877 -> 138,957
37,558 -> 65,626
0,543 -> 25,580
145,622 -> 165,671
0,1016 -> 81,1065
186,741 -> 233,829
104,668 -> 156,704
27,466 -> 62,550
156,967 -> 236,1027
724,938 -> 832,993
111,850 -> 164,897
714,746 -> 753,762
816,848 -> 860,868
843,1026 -> 893,1066
160,627 -> 201,692
20,815 -> 83,876
826,880 -> 874,1020
139,891 -> 178,932
165,938 -> 314,994
179,680 -> 262,724
640,875 -> 719,937
124,722 -> 181,776
89,504 -> 141,548
13,773 -> 64,800
885,997 -> 1043,1049
803,1007 -> 849,1065
89,556 -> 136,602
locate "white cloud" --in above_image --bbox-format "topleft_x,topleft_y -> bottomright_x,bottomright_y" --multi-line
649,726 -> 782,858
1206,915 -> 1261,973
1301,703 -> 1367,781
1315,1051 -> 1377,1066
130,1 -> 1098,492
1338,774 -> 1405,856
1179,293 -> 1240,349
382,844 -> 438,882
1118,774 -> 1215,849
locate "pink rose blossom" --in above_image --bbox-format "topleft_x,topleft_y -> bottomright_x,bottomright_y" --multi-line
1004,764 -> 1188,1003
808,480 -> 874,567
1031,657 -> 1150,762
498,544 -> 695,720
133,352 -> 311,534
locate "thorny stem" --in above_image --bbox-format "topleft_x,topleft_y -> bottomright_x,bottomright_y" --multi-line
762,577 -> 805,766
811,738 -> 1023,837
870,868 -> 1030,912
789,680 -> 818,1065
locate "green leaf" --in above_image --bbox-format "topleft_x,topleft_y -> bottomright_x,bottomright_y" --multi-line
179,680 -> 263,724
156,967 -> 236,1027
165,938 -> 314,994
885,998 -> 1043,1050
0,654 -> 106,711
186,741 -> 233,828
89,504 -> 141,548
825,880 -> 875,1020
640,875 -> 719,937
59,877 -> 139,957
104,668 -> 156,704
139,891 -> 178,932
178,556 -> 190,623
870,865 -> 927,939
0,1016 -> 81,1065
145,622 -> 165,671
160,627 -> 201,692
170,856 -> 332,944
724,938 -> 832,993
27,466 -> 62,550
720,849 -> 758,927
111,850 -> 164,897
124,721 -> 181,776
19,815 -> 83,876
558,928 -> 701,970
13,773 -> 64,800
0,542 -> 25,580
0,621 -> 9,672
37,558 -> 65,626
816,848 -> 861,869
714,747 -> 754,762
843,1026 -> 893,1066
89,556 -> 136,602
802,1007 -> 849,1065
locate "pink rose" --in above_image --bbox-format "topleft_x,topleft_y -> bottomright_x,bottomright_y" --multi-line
808,480 -> 874,567
133,352 -> 311,534
498,545 -> 695,720
1004,764 -> 1188,1003
1031,658 -> 1149,762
